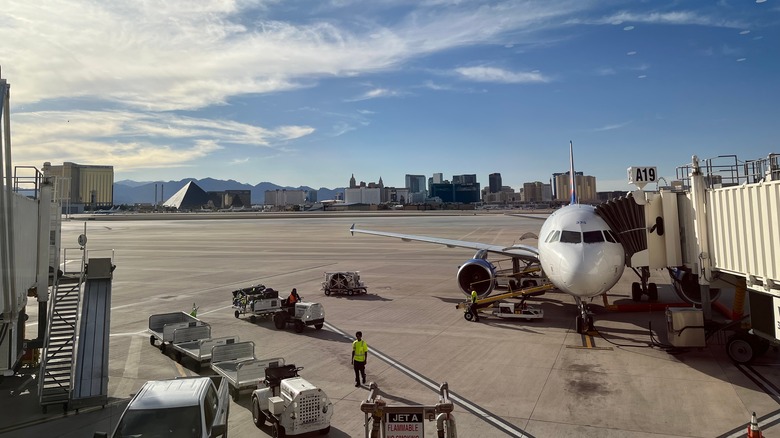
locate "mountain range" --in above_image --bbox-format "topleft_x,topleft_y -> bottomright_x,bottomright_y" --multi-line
113,178 -> 345,205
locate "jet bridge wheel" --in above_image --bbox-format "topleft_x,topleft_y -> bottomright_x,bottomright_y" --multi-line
251,396 -> 266,428
727,334 -> 754,364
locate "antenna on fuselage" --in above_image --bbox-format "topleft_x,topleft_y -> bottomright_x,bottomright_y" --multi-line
569,141 -> 578,205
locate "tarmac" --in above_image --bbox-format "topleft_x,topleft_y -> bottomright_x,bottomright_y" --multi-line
1,211 -> 778,437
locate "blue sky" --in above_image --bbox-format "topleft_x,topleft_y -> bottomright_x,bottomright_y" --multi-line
3,0 -> 778,191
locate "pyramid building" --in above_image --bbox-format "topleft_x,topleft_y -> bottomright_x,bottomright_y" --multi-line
162,181 -> 209,210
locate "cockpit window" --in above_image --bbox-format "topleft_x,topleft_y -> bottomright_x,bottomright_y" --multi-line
583,230 -> 605,243
604,230 -> 618,243
545,230 -> 561,243
559,230 -> 582,243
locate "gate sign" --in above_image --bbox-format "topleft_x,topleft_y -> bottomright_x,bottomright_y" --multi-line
627,166 -> 657,190
386,412 -> 423,438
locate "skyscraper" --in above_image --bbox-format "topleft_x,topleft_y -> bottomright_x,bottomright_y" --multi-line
489,173 -> 502,193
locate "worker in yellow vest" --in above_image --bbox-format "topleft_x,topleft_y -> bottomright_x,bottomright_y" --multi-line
470,290 -> 480,322
351,331 -> 369,387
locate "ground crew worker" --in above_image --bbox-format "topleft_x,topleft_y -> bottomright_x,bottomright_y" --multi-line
288,288 -> 300,306
190,303 -> 198,317
470,290 -> 479,322
351,331 -> 368,387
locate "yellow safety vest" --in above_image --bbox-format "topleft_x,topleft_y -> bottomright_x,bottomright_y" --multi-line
471,291 -> 478,303
353,340 -> 368,362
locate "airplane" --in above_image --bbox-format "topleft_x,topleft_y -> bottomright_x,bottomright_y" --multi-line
92,206 -> 121,214
350,142 -> 626,333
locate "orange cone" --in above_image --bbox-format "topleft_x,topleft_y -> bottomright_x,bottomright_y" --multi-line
747,412 -> 763,438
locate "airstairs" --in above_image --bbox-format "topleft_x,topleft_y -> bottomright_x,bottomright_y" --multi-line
38,277 -> 82,411
38,256 -> 114,412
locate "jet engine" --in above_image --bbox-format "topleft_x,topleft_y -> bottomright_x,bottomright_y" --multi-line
457,258 -> 496,298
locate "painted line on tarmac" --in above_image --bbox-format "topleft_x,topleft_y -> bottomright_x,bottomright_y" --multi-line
717,363 -> 780,438
324,321 -> 534,438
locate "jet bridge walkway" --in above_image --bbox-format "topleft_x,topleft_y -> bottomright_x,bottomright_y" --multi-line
595,153 -> 779,350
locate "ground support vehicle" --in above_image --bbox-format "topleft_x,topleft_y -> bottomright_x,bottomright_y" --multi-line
457,283 -> 553,322
211,341 -> 285,401
251,363 -> 332,437
491,302 -> 544,321
172,335 -> 241,370
273,302 -> 325,333
93,376 -> 229,438
232,285 -> 283,322
148,311 -> 208,352
321,271 -> 367,296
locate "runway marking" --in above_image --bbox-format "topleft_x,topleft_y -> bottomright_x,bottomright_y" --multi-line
324,321 -> 534,438
113,335 -> 142,398
566,334 -> 613,351
717,363 -> 780,438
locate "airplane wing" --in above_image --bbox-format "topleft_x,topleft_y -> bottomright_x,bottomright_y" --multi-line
349,224 -> 539,260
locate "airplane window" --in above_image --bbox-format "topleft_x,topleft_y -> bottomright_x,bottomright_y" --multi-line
603,230 -> 617,243
546,230 -> 561,243
583,230 -> 604,243
559,230 -> 581,243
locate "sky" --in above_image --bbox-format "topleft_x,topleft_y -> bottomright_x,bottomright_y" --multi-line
2,0 -> 778,191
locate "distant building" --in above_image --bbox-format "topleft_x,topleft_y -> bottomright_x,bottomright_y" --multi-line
44,161 -> 114,209
163,181 -> 209,210
405,174 -> 427,196
488,173 -> 502,193
431,175 -> 481,203
553,172 -> 597,203
344,187 -> 381,204
349,175 -> 385,202
265,189 -> 305,206
208,190 -> 251,209
307,190 -> 318,203
483,185 -> 517,204
428,173 -> 443,195
523,181 -> 544,203
384,187 -> 410,204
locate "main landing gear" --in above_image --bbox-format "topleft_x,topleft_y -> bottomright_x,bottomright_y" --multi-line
631,267 -> 658,302
574,297 -> 594,334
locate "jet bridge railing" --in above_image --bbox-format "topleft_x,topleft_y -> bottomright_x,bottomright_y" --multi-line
360,382 -> 456,438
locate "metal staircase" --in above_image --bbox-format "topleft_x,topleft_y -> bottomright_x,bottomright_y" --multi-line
38,277 -> 82,412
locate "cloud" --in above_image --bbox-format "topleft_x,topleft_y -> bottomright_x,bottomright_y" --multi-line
592,121 -> 631,132
597,10 -> 746,28
347,88 -> 401,101
1,0 -> 585,111
11,110 -> 314,170
454,66 -> 550,83
230,157 -> 250,165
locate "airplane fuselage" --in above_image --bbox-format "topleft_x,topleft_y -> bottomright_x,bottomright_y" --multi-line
538,204 -> 625,298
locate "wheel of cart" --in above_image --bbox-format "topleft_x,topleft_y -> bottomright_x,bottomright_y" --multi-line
274,311 -> 288,329
252,396 -> 267,427
323,288 -> 331,296
272,421 -> 285,438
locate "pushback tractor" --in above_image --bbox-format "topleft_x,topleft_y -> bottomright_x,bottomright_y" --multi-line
251,363 -> 333,437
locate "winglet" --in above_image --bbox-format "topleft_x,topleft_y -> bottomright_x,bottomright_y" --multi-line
350,223 -> 355,236
569,140 -> 578,205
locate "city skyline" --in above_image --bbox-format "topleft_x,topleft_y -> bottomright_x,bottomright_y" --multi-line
3,1 -> 778,192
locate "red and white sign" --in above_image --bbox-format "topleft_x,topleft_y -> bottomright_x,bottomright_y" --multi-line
386,412 -> 423,438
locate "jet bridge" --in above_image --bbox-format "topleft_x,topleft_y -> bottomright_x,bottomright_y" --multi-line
595,153 -> 780,356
